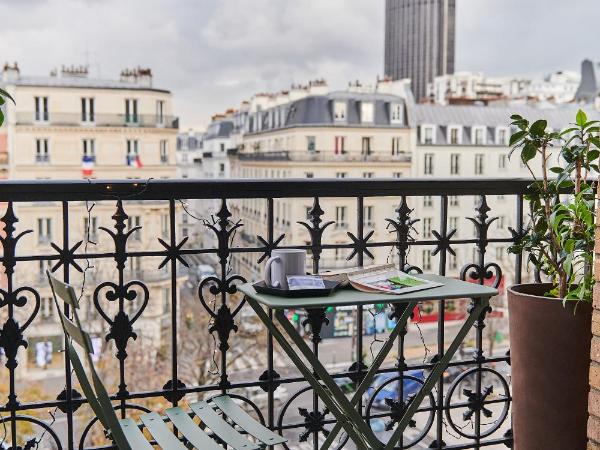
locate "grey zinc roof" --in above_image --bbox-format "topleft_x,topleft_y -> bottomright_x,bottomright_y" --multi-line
414,104 -> 592,130
205,120 -> 234,140
277,93 -> 408,129
1,75 -> 170,93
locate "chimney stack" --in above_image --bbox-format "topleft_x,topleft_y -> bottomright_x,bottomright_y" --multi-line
2,62 -> 20,83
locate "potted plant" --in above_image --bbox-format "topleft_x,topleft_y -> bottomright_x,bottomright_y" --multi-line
507,110 -> 595,449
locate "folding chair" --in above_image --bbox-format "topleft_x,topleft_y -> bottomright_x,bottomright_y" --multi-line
47,271 -> 287,450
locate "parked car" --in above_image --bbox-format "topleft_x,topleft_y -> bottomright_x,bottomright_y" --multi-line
365,370 -> 425,409
334,376 -> 356,394
243,385 -> 288,409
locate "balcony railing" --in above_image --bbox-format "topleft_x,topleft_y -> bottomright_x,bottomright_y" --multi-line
15,112 -> 179,129
0,178 -> 524,449
237,150 -> 412,163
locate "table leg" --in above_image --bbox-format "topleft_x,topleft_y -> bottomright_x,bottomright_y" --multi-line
274,309 -> 383,449
245,297 -> 375,449
383,297 -> 490,450
319,301 -> 417,450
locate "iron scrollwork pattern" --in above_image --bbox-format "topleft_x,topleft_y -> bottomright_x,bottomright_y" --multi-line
0,180 -> 524,449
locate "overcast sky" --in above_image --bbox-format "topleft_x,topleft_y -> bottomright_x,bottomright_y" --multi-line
1,0 -> 598,128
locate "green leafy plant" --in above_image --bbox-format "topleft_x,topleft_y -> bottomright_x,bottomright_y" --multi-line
509,110 -> 598,303
0,87 -> 15,126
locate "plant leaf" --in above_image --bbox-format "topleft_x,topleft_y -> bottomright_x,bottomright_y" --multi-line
576,109 -> 587,127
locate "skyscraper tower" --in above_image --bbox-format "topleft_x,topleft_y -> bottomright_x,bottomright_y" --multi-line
384,0 -> 456,101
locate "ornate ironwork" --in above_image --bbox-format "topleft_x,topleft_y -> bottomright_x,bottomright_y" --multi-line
0,179 -> 528,449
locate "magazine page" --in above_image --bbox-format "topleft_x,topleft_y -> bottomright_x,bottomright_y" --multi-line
347,266 -> 442,295
320,264 -> 391,284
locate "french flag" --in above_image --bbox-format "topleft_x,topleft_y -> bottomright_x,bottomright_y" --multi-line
82,155 -> 94,177
127,154 -> 143,168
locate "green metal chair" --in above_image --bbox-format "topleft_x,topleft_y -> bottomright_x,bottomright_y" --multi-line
47,271 -> 287,450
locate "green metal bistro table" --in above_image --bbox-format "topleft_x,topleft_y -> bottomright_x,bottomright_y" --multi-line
238,274 -> 498,450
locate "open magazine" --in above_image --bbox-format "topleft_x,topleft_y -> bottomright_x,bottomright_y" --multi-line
321,264 -> 442,295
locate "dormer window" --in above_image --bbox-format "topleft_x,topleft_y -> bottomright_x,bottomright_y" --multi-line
421,125 -> 436,145
390,103 -> 403,124
496,127 -> 510,145
448,125 -> 462,145
473,126 -> 486,145
361,102 -> 374,123
334,101 -> 347,121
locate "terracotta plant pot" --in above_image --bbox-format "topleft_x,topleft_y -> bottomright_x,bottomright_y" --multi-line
508,283 -> 592,450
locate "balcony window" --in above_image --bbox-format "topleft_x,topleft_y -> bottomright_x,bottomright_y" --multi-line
450,153 -> 460,175
40,297 -> 54,321
363,205 -> 374,227
449,253 -> 458,270
160,140 -> 168,164
81,97 -> 94,123
83,216 -> 98,242
422,249 -> 432,271
334,101 -> 347,121
475,154 -> 485,175
450,195 -> 459,207
126,139 -> 139,159
361,102 -> 374,123
390,103 -> 403,124
82,139 -> 95,160
306,136 -> 316,152
156,100 -> 165,125
38,260 -> 52,280
392,137 -> 403,156
34,96 -> 49,122
449,217 -> 458,232
423,196 -> 433,207
125,98 -> 138,124
497,215 -> 506,229
361,137 -> 372,156
423,217 -> 432,238
35,139 -> 50,163
334,136 -> 346,155
335,206 -> 347,229
424,153 -> 434,175
37,218 -> 52,244
499,154 -> 507,170
161,214 -> 169,239
128,215 -> 141,241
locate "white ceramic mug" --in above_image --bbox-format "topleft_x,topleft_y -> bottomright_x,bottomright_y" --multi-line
264,249 -> 307,289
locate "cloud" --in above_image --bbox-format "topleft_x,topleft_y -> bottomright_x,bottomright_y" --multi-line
0,0 -> 597,128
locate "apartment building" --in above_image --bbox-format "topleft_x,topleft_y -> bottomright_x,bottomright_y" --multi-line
412,103 -> 584,279
0,63 -> 179,372
230,80 -> 414,280
429,70 -> 581,106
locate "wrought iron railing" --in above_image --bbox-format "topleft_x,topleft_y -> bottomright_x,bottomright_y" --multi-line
0,178 -> 526,449
237,150 -> 412,163
15,112 -> 179,129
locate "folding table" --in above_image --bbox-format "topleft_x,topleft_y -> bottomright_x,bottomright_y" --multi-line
238,274 -> 498,450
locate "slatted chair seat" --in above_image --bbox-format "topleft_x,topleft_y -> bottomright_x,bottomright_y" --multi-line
47,272 -> 287,450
